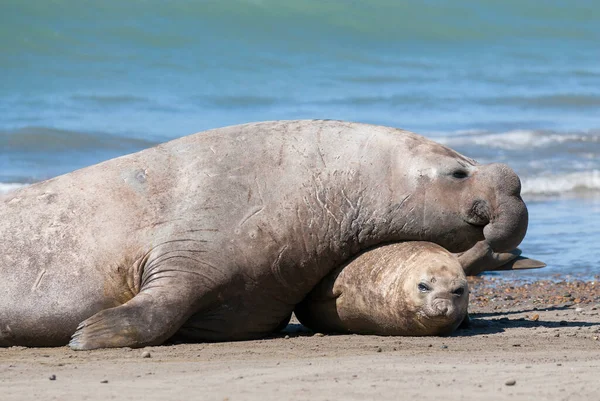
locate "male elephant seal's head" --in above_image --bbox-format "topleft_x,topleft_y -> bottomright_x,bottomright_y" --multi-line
295,242 -> 469,336
393,138 -> 528,253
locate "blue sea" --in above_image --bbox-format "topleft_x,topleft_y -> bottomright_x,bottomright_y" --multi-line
1,0 -> 599,280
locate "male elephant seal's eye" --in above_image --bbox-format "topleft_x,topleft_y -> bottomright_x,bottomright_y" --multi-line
452,287 -> 465,296
452,169 -> 469,179
418,283 -> 430,292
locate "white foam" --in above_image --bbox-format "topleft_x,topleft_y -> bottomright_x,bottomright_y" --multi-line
0,183 -> 27,194
434,130 -> 598,150
522,170 -> 600,195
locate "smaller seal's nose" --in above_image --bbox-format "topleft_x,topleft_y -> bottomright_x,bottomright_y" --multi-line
433,299 -> 452,316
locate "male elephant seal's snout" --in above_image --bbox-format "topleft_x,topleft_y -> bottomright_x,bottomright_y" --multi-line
465,199 -> 491,227
295,242 -> 469,337
468,163 -> 528,253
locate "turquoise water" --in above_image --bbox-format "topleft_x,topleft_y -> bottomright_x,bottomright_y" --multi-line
1,0 -> 599,278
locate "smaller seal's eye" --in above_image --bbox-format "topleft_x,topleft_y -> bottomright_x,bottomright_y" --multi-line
418,283 -> 430,292
452,169 -> 469,179
453,287 -> 465,296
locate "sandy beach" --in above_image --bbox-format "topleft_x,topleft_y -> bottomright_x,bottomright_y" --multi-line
1,277 -> 599,401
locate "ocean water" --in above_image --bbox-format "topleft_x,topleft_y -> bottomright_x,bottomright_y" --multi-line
1,0 -> 599,279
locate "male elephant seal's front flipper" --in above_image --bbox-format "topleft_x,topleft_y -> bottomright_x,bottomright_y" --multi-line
492,255 -> 547,271
69,269 -> 217,350
457,241 -> 546,276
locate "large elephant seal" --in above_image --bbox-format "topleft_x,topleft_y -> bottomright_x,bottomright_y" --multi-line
0,120 -> 528,349
295,242 -> 469,336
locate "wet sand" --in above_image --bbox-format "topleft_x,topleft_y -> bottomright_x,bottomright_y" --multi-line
1,277 -> 599,401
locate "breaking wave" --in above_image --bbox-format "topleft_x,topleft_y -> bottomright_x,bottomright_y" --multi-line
522,171 -> 600,197
434,129 -> 600,150
0,183 -> 27,194
0,126 -> 157,153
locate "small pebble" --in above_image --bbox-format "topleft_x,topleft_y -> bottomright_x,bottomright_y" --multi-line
376,347 -> 382,352
141,351 -> 151,358
441,345 -> 448,349
505,379 -> 516,386
531,314 -> 540,321
284,335 -> 290,339
314,333 -> 325,337
575,308 -> 583,313
100,379 -> 108,384
554,333 -> 560,337
557,363 -> 562,366
49,374 -> 56,381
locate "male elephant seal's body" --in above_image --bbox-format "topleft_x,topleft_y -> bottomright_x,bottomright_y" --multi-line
295,242 -> 469,336
0,120 -> 528,349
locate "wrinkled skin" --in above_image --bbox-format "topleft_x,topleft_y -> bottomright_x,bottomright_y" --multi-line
295,242 -> 469,336
0,120 -> 528,349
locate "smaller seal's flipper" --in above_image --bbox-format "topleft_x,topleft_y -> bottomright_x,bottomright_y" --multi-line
456,241 -> 546,276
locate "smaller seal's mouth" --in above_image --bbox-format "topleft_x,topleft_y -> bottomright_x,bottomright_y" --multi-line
420,311 -> 455,325
421,305 -> 455,321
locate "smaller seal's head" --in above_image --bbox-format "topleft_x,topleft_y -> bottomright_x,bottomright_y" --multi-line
403,248 -> 469,335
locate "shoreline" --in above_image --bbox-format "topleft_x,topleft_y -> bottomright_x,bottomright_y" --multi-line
1,277 -> 599,400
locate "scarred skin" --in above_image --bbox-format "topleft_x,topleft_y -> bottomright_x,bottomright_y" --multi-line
0,120 -> 528,349
295,242 -> 469,336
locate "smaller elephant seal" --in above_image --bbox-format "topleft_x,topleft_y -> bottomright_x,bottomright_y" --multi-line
295,242 -> 468,336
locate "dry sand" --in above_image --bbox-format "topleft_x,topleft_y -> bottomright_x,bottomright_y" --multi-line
1,277 -> 599,401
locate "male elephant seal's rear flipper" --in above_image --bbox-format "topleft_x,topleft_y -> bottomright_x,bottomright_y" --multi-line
295,242 -> 469,336
457,241 -> 546,276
